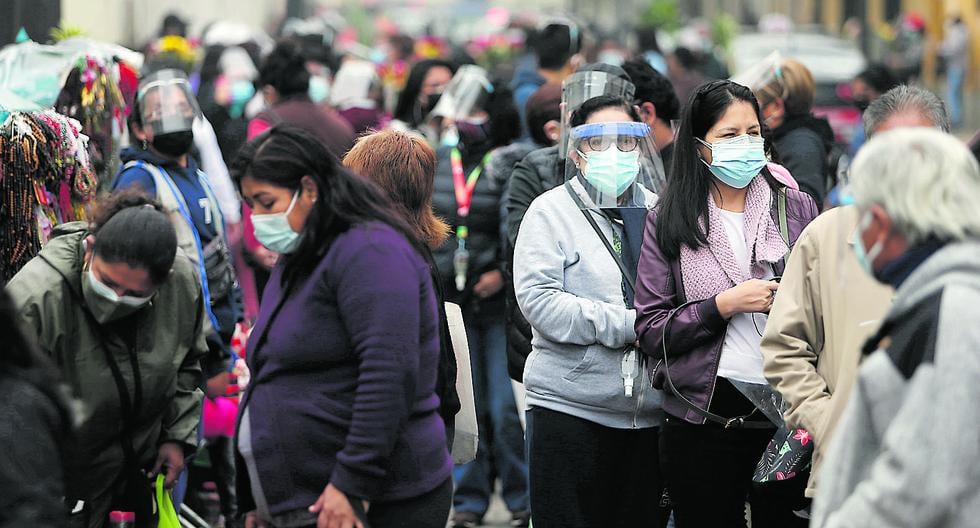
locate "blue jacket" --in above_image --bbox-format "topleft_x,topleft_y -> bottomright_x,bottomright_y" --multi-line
114,148 -> 219,245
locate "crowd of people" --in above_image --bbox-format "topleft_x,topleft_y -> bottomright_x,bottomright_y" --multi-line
2,8 -> 980,528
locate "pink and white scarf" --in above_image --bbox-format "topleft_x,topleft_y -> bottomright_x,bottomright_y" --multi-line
679,176 -> 789,302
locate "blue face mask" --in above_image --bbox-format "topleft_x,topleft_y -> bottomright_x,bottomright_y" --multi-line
308,75 -> 330,104
698,134 -> 767,189
251,191 -> 302,254
852,212 -> 883,278
229,80 -> 255,119
579,149 -> 640,198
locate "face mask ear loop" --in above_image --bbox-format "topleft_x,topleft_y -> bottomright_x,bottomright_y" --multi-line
282,190 -> 301,218
696,137 -> 712,164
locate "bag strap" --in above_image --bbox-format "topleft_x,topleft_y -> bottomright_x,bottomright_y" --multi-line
40,254 -> 144,466
563,182 -> 635,295
659,299 -> 772,429
133,160 -> 220,331
652,189 -> 792,428
777,187 -> 789,247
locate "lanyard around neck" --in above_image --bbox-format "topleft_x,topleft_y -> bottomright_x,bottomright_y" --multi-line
451,148 -> 491,218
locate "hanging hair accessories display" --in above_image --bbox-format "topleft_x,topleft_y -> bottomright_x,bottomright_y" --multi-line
0,109 -> 94,282
0,39 -> 139,283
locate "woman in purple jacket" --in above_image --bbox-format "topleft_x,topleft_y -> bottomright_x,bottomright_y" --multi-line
634,80 -> 818,527
230,125 -> 453,528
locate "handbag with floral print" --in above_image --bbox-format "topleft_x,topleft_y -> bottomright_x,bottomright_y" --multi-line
753,424 -> 813,483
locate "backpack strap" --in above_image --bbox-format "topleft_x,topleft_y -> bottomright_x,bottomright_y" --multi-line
128,160 -> 220,331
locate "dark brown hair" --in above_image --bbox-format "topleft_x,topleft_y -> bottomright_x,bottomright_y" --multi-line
231,125 -> 424,287
343,130 -> 451,249
88,190 -> 177,284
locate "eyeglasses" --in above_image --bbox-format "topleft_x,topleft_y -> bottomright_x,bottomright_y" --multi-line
579,134 -> 640,152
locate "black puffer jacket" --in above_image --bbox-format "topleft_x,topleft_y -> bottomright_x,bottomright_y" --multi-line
432,144 -> 507,316
772,114 -> 835,206
503,145 -> 562,380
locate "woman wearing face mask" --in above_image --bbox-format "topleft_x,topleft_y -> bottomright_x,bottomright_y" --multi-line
751,58 -> 834,206
231,126 -> 453,528
5,191 -> 207,528
513,94 -> 669,528
247,39 -> 354,158
390,59 -> 457,135
241,39 -> 357,325
427,67 -> 529,528
115,68 -> 237,408
634,80 -> 818,527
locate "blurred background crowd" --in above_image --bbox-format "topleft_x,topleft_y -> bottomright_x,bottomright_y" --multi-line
0,1 -> 978,527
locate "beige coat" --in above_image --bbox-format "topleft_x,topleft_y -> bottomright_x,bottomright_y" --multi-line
761,206 -> 893,497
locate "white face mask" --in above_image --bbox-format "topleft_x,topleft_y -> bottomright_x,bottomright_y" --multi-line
82,263 -> 153,324
853,211 -> 884,278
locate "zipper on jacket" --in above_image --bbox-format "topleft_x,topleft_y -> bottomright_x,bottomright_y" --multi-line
632,366 -> 645,429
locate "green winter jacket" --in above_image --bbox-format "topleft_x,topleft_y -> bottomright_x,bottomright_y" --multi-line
5,222 -> 206,519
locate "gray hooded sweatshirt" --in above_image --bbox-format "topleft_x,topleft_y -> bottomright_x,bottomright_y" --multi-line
513,180 -> 663,429
812,241 -> 980,527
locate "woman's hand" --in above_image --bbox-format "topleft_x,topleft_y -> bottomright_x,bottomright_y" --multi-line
251,246 -> 280,270
716,279 -> 779,318
473,270 -> 505,299
150,442 -> 185,488
244,511 -> 268,528
309,484 -> 368,528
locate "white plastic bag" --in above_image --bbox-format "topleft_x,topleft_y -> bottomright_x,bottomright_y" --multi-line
446,302 -> 478,464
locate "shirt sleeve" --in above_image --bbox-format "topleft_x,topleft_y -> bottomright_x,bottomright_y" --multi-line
760,221 -> 832,441
193,117 -> 242,223
247,118 -> 271,141
159,280 -> 207,453
513,201 -> 636,348
328,232 -> 430,500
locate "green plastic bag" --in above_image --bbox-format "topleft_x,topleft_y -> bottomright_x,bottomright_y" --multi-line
155,474 -> 181,528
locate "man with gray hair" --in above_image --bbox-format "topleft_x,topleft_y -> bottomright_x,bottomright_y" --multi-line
863,84 -> 951,136
812,127 -> 980,527
759,84 -> 952,500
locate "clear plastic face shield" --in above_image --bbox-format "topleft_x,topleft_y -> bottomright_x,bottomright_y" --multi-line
730,51 -> 785,122
566,122 -> 666,209
426,65 -> 493,145
329,60 -> 381,110
136,69 -> 200,136
559,72 -> 636,159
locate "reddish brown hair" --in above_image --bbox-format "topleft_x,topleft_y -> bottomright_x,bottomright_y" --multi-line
343,130 -> 450,248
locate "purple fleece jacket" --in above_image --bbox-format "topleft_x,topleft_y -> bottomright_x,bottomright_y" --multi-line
237,222 -> 451,515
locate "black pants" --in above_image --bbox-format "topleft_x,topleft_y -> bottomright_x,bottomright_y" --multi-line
366,477 -> 452,528
186,436 -> 238,519
295,478 -> 452,528
527,407 -> 669,528
661,380 -> 808,528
